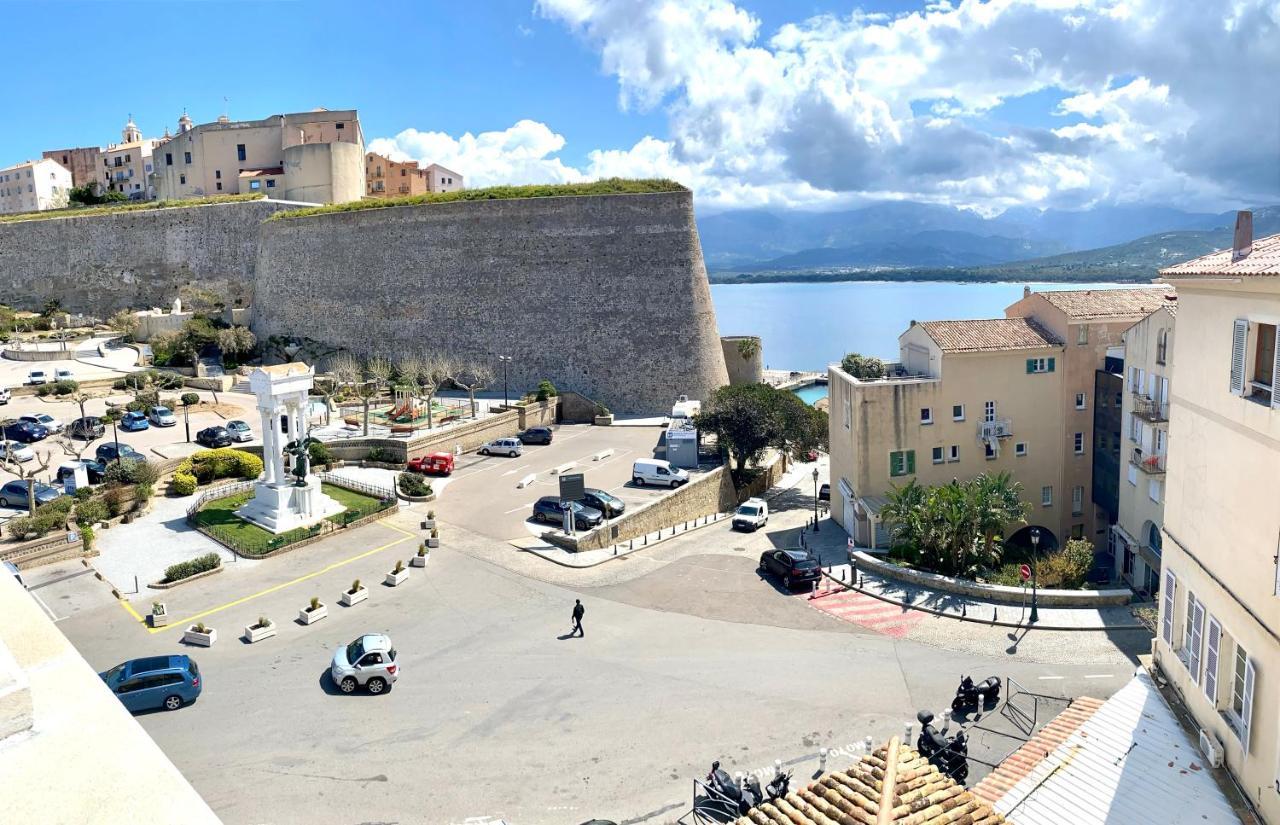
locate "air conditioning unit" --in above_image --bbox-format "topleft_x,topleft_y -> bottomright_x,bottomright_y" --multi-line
1199,729 -> 1224,768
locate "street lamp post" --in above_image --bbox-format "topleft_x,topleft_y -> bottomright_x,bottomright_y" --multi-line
1029,527 -> 1041,624
182,401 -> 191,443
498,355 -> 511,407
812,467 -> 821,533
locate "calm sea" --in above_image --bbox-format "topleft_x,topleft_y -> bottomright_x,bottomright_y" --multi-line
711,280 -> 1147,372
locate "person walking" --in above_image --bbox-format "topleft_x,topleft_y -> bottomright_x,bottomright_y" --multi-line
570,599 -> 585,637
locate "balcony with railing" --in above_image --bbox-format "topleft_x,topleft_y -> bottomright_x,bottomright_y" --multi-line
978,418 -> 1013,440
1131,448 -> 1166,474
1131,393 -> 1169,423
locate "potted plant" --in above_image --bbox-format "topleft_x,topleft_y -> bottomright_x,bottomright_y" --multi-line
426,526 -> 440,549
385,558 -> 409,587
411,542 -> 429,567
339,578 -> 369,606
421,510 -> 436,531
244,615 -> 276,643
150,601 -> 169,628
299,595 -> 328,625
183,621 -> 217,647
594,405 -> 614,426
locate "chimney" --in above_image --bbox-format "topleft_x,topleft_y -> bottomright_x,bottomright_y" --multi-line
1023,285 -> 1031,299
1232,210 -> 1253,262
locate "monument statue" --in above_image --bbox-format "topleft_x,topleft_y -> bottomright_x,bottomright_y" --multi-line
283,437 -> 318,487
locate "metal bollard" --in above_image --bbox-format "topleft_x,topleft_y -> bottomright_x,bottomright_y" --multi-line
904,723 -> 913,742
809,580 -> 819,600
994,607 -> 998,622
864,736 -> 873,754
819,747 -> 828,772
613,545 -> 617,555
961,603 -> 967,617
942,709 -> 951,733
629,539 -> 634,550
643,534 -> 647,546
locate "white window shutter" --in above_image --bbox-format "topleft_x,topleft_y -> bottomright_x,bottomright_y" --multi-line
1231,319 -> 1248,395
1242,657 -> 1256,753
1272,327 -> 1280,408
1189,598 -> 1204,681
1161,571 -> 1176,645
1204,617 -> 1221,703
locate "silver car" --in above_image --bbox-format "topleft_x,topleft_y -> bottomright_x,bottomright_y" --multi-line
478,437 -> 522,457
330,634 -> 400,694
226,420 -> 253,442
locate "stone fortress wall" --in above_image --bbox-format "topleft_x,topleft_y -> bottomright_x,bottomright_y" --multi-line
0,199 -> 298,314
0,191 -> 729,414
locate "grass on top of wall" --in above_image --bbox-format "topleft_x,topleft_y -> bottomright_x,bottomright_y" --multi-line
0,193 -> 266,224
270,178 -> 688,221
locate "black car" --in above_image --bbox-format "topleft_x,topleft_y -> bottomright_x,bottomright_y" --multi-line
518,426 -> 554,445
818,483 -> 830,502
758,548 -> 822,589
580,488 -> 625,518
57,459 -> 108,484
1,420 -> 49,443
196,426 -> 233,448
96,442 -> 146,463
530,496 -> 603,530
68,416 -> 106,440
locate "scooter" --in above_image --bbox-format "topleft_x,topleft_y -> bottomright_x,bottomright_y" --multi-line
916,711 -> 970,784
951,674 -> 1001,713
705,761 -> 743,807
765,767 -> 791,800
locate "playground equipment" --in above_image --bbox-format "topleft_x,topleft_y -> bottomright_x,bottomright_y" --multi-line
388,388 -> 427,423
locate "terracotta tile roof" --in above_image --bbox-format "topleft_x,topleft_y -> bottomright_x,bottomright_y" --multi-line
1032,286 -> 1175,319
917,318 -> 1061,353
972,696 -> 1105,806
734,737 -> 1005,825
1160,232 -> 1280,278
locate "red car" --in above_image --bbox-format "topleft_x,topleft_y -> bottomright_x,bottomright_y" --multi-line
408,452 -> 454,476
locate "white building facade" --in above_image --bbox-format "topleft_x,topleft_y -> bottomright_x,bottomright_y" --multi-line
0,158 -> 72,215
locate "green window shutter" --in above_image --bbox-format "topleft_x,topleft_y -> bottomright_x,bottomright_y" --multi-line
1048,357 -> 1056,372
889,452 -> 900,477
906,450 -> 916,474
1026,358 -> 1035,374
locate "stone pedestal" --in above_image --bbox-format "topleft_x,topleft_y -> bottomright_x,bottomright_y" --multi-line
236,477 -> 344,533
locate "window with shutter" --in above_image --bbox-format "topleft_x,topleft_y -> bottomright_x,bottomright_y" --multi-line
905,450 -> 916,474
1272,326 -> 1280,408
1187,595 -> 1204,679
1047,357 -> 1055,372
1161,571 -> 1176,645
1231,319 -> 1248,395
1204,617 -> 1221,703
1242,657 -> 1256,753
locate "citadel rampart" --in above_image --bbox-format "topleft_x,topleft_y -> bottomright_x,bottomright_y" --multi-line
253,190 -> 729,413
0,199 -> 299,313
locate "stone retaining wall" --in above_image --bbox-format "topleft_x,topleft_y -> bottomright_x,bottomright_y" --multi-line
851,551 -> 1133,607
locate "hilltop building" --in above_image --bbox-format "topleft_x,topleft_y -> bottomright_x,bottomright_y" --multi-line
365,152 -> 463,198
100,117 -> 159,200
151,108 -> 364,204
1153,213 -> 1280,824
0,158 -> 72,215
41,146 -> 100,189
829,286 -> 1173,555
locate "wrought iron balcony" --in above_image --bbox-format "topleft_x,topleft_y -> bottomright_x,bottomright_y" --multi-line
978,418 -> 1013,440
1131,448 -> 1166,474
1131,393 -> 1168,423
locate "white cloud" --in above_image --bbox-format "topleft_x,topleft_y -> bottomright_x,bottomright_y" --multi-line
372,0 -> 1280,213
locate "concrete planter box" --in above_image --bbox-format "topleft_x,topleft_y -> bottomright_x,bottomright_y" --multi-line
420,518 -> 436,531
594,414 -> 614,426
411,553 -> 429,568
397,491 -> 435,503
339,586 -> 369,606
385,568 -> 410,587
299,603 -> 328,624
426,537 -> 440,549
243,622 -> 276,643
150,606 -> 170,627
183,626 -> 217,647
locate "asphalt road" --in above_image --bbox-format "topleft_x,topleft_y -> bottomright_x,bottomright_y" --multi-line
46,495 -> 1149,825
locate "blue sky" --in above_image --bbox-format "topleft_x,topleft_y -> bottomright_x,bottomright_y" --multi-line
6,1 -> 1276,213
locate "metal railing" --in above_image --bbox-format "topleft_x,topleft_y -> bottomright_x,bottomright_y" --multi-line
978,418 -> 1014,439
1131,448 -> 1166,474
1131,393 -> 1169,422
185,480 -> 255,520
318,471 -> 396,503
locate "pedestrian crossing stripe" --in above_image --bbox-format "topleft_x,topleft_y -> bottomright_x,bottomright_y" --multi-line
797,588 -> 925,639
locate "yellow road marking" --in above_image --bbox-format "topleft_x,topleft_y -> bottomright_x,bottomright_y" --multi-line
144,523 -> 417,634
118,597 -> 145,623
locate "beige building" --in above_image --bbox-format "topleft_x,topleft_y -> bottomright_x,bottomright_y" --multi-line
151,108 -> 365,204
1152,215 -> 1280,824
1112,303 -> 1176,596
828,317 -> 1071,548
0,158 -> 72,215
1005,287 -> 1177,545
365,152 -> 464,198
100,117 -> 159,200
41,146 -> 101,189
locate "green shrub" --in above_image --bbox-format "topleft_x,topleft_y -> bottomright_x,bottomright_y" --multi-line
178,448 -> 262,484
79,523 -> 94,552
5,497 -> 73,538
103,486 -> 126,517
840,353 -> 887,380
397,472 -> 431,497
74,498 -> 109,526
235,452 -> 263,479
535,379 -> 559,401
180,392 -> 200,406
53,379 -> 78,395
163,552 -> 221,583
73,487 -> 94,502
4,516 -> 33,538
134,482 -> 153,503
366,446 -> 394,463
171,472 -> 198,496
308,441 -> 334,467
35,384 -> 55,397
104,458 -> 157,486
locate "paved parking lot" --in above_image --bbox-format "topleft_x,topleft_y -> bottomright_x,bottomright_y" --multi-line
0,335 -> 138,387
438,423 -> 716,543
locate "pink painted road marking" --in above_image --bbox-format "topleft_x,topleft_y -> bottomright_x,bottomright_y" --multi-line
799,588 -> 925,638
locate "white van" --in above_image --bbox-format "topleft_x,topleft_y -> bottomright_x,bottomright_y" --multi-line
632,458 -> 689,488
479,437 -> 523,458
732,497 -> 768,531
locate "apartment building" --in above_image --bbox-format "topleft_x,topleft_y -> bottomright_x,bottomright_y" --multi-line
151,108 -> 364,204
1112,302 -> 1176,596
365,152 -> 464,198
1005,286 -> 1177,546
423,162 -> 462,192
1153,214 -> 1280,823
41,146 -> 100,189
828,317 -> 1070,549
0,158 -> 72,215
100,118 -> 158,200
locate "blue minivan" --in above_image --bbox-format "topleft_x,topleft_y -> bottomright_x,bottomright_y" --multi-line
99,655 -> 202,712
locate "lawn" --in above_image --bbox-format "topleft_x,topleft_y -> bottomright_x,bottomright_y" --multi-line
192,484 -> 386,556
0,193 -> 264,224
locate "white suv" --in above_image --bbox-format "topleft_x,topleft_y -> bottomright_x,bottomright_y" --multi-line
733,497 -> 769,531
330,634 -> 400,695
478,438 -> 522,457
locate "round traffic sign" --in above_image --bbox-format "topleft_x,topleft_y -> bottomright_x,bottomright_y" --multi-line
1019,563 -> 1032,581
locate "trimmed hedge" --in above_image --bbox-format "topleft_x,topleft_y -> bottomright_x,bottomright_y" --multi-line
163,552 -> 221,583
397,472 -> 431,497
175,448 -> 263,485
171,472 -> 198,496
4,497 -> 73,539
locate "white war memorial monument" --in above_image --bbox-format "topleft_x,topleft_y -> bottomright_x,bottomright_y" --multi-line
236,363 -> 343,532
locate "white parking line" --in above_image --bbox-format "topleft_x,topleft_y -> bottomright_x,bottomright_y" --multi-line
29,589 -> 61,622
1083,674 -> 1114,679
503,504 -> 531,514
1036,676 -> 1064,681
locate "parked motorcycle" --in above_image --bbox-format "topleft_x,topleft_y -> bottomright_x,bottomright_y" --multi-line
765,767 -> 792,800
951,674 -> 1001,713
916,710 -> 970,784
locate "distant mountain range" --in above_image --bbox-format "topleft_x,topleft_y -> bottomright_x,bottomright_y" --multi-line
701,202 -> 1279,284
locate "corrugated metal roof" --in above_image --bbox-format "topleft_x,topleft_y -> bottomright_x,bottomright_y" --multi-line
993,671 -> 1240,824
